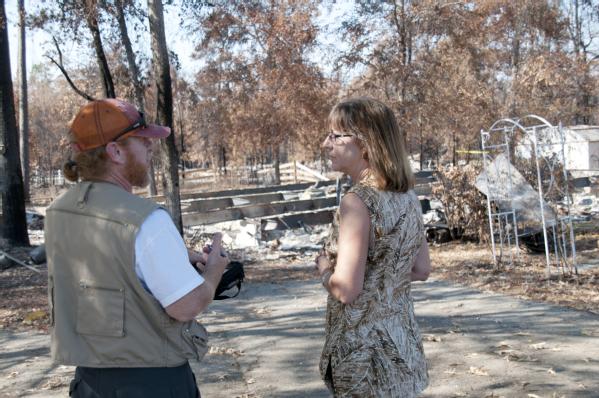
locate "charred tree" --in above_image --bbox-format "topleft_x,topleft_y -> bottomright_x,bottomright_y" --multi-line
84,1 -> 115,98
112,0 -> 157,195
147,0 -> 183,232
17,0 -> 29,201
0,0 -> 29,246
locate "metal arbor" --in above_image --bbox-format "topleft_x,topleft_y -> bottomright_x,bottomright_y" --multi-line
480,115 -> 577,276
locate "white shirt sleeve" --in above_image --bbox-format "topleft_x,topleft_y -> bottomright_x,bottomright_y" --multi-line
135,209 -> 204,307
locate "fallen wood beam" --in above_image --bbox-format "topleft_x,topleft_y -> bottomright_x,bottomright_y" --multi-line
414,184 -> 432,196
260,197 -> 434,238
156,180 -> 337,202
0,249 -> 42,273
183,192 -> 287,213
183,197 -> 234,213
295,162 -> 329,181
232,192 -> 285,206
182,196 -> 338,226
260,208 -> 336,240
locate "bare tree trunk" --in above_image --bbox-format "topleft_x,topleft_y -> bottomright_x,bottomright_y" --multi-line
571,0 -> 591,124
147,0 -> 183,232
574,0 -> 581,56
419,125 -> 424,171
508,11 -> 523,117
114,0 -> 143,110
0,0 -> 29,246
113,0 -> 157,195
84,0 -> 115,98
273,145 -> 281,185
17,0 -> 28,201
452,130 -> 457,166
416,109 -> 423,170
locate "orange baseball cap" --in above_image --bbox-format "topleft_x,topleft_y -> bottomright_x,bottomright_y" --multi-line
69,98 -> 171,151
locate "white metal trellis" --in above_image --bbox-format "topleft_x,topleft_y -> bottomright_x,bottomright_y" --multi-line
480,115 -> 577,276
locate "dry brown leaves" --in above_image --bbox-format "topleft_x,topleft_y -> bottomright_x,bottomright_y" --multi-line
0,247 -> 49,332
432,164 -> 489,242
430,241 -> 599,314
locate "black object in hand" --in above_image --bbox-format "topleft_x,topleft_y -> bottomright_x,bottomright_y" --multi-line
213,261 -> 245,300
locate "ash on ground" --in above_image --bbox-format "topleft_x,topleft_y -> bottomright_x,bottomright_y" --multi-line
184,220 -> 329,266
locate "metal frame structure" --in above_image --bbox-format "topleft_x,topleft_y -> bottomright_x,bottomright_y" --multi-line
481,115 -> 577,276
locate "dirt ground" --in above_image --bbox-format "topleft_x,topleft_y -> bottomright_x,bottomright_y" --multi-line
1,239 -> 599,397
429,240 -> 599,315
2,240 -> 598,333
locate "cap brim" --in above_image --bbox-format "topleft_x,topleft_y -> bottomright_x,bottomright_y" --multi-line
131,124 -> 171,139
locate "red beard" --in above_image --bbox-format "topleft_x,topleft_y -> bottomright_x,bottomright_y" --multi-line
125,151 -> 150,188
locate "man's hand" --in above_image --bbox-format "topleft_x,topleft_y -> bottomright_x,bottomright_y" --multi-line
165,233 -> 230,321
187,248 -> 208,273
204,233 -> 229,270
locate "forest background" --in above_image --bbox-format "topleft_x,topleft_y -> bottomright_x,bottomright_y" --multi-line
1,0 -> 599,245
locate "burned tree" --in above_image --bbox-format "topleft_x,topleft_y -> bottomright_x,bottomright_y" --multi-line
0,0 -> 29,246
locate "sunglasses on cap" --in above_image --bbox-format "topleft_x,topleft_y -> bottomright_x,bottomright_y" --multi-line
111,112 -> 147,142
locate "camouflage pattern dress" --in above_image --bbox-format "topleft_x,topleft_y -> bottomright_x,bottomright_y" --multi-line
319,181 -> 429,397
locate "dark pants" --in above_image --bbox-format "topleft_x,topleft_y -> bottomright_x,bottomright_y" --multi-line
69,362 -> 200,398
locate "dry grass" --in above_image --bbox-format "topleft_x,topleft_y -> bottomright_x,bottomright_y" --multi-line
430,240 -> 599,314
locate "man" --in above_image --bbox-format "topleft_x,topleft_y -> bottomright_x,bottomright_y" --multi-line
45,98 -> 229,397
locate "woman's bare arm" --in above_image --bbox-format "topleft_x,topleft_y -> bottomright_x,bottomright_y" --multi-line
320,193 -> 370,305
411,240 -> 431,281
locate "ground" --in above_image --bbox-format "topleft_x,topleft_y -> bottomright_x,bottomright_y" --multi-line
1,240 -> 598,397
429,240 -> 599,315
2,240 -> 598,333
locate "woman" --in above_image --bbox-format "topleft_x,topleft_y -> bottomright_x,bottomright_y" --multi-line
316,97 -> 431,397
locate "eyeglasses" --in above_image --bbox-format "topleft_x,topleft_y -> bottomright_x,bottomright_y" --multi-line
112,112 -> 147,142
326,132 -> 354,144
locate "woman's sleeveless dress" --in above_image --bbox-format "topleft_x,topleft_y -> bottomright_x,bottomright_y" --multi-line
319,182 -> 429,397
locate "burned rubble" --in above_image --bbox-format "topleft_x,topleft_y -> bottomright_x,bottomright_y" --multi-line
4,171 -> 449,274
179,171 -> 451,261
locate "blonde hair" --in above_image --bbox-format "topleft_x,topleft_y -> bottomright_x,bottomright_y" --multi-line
328,97 -> 414,192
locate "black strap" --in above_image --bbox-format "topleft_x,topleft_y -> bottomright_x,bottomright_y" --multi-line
214,281 -> 242,300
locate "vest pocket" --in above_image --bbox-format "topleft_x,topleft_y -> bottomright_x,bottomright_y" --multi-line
76,281 -> 125,337
181,321 -> 209,361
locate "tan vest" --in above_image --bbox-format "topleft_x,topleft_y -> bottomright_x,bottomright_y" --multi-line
46,181 -> 208,368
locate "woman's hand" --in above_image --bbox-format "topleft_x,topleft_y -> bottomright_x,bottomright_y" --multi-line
315,250 -> 331,276
315,250 -> 333,291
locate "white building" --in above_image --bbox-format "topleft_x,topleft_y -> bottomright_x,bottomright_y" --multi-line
564,126 -> 599,177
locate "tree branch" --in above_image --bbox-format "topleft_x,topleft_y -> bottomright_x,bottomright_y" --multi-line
47,36 -> 95,101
